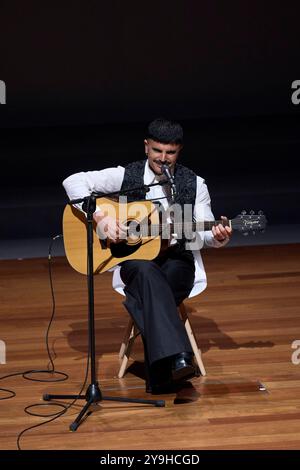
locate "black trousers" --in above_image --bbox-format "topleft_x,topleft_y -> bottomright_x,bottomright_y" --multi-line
120,250 -> 195,366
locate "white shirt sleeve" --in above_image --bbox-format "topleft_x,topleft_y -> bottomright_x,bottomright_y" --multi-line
62,166 -> 125,211
193,176 -> 229,249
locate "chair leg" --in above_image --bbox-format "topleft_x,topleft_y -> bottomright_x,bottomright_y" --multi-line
119,318 -> 134,360
118,303 -> 207,379
179,303 -> 207,377
118,319 -> 138,379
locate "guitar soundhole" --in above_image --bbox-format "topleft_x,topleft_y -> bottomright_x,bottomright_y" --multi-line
110,219 -> 143,258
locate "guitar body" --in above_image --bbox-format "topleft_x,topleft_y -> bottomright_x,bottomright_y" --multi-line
63,197 -> 267,276
63,197 -> 161,275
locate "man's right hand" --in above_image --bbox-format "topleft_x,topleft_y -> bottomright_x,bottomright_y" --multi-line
93,212 -> 127,243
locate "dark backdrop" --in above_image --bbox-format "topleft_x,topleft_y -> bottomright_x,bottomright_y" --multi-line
0,1 -> 299,238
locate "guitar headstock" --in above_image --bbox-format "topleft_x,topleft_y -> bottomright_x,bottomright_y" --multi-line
231,210 -> 267,235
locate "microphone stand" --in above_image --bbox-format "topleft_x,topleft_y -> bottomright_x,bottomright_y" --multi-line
43,185 -> 167,432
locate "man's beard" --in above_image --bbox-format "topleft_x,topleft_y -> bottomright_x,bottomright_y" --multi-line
152,160 -> 174,176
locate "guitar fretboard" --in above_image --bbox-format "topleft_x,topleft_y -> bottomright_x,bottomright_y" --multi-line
128,219 -> 229,237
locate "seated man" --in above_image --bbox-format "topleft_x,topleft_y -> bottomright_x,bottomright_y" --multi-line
63,118 -> 232,393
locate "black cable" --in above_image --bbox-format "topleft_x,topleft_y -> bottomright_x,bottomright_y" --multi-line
0,388 -> 16,400
16,352 -> 90,450
15,234 -> 91,449
22,235 -> 67,383
0,236 -> 68,399
0,377 -> 15,399
0,235 -> 90,449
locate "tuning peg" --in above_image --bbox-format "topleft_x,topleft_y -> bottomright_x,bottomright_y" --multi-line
241,210 -> 247,215
249,210 -> 255,215
258,210 -> 264,215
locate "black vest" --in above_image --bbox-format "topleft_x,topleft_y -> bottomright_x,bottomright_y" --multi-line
120,160 -> 197,206
120,160 -> 197,259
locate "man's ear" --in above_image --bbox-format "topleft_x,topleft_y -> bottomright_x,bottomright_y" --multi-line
144,139 -> 149,155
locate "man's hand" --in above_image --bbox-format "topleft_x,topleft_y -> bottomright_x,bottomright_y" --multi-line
212,216 -> 232,243
94,212 -> 127,243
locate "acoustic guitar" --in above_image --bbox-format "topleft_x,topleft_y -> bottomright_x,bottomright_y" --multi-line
63,197 -> 267,275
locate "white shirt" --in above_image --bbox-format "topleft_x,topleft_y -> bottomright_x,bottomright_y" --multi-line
62,160 -> 228,297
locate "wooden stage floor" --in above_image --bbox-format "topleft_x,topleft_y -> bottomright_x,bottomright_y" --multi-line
1,244 -> 300,450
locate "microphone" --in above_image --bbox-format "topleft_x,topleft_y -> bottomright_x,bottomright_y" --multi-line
161,163 -> 177,199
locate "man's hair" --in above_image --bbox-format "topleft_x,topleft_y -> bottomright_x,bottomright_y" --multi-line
147,118 -> 183,144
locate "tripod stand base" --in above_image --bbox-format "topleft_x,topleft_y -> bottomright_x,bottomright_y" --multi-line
43,382 -> 165,432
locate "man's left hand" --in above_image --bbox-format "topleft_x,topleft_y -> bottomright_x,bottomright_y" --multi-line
212,216 -> 232,243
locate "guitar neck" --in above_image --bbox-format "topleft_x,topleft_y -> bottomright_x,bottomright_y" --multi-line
168,219 -> 230,232
190,220 -> 229,231
130,219 -> 230,237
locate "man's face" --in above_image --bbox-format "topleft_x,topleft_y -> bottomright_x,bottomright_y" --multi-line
144,139 -> 182,175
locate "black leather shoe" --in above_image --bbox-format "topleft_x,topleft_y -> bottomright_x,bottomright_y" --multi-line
171,352 -> 196,382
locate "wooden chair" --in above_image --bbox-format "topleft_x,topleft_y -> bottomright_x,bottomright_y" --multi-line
118,301 -> 206,378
